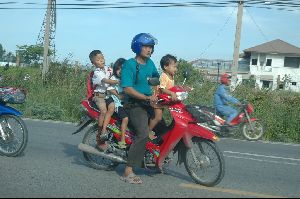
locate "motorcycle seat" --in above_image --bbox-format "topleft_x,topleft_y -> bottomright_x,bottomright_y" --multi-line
82,99 -> 100,114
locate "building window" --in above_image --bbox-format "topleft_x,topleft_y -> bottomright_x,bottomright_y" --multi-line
266,59 -> 272,66
292,82 -> 297,86
284,57 -> 300,68
262,81 -> 270,89
278,84 -> 284,89
252,59 -> 258,65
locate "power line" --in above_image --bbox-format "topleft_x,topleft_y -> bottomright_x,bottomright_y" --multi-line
198,6 -> 237,58
244,7 -> 271,43
244,7 -> 293,54
0,1 -> 300,11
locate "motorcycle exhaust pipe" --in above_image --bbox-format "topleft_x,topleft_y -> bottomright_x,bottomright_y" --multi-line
78,143 -> 126,163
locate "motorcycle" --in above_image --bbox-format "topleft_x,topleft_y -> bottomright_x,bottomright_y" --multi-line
187,101 -> 265,141
0,87 -> 28,157
73,73 -> 225,187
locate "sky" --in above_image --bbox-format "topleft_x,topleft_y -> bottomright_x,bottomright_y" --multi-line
0,0 -> 300,67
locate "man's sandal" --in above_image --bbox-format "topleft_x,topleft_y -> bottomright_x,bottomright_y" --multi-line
120,173 -> 143,184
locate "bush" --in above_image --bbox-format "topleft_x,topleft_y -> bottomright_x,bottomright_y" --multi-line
1,61 -> 300,143
0,64 -> 88,122
174,61 -> 300,143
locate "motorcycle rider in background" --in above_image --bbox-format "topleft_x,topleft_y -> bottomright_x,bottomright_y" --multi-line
214,74 -> 242,126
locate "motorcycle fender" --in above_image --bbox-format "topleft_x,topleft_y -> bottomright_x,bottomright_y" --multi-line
182,123 -> 219,148
173,139 -> 186,166
248,118 -> 259,122
0,105 -> 22,116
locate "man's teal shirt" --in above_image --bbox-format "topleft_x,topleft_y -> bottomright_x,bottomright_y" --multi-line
121,58 -> 159,96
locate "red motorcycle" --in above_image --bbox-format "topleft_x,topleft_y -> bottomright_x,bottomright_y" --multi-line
73,73 -> 225,187
188,101 -> 265,141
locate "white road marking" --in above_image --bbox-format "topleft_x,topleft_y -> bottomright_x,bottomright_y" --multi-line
224,151 -> 300,162
222,137 -> 300,147
224,155 -> 300,166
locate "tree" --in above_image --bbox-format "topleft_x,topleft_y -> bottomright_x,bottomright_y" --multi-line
17,44 -> 51,64
4,52 -> 16,63
0,43 -> 16,62
0,44 -> 6,61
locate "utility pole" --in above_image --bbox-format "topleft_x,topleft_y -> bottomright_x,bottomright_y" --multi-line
42,0 -> 52,81
16,51 -> 20,67
41,0 -> 56,81
232,0 -> 244,89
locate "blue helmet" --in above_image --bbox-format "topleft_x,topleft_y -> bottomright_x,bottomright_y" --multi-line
131,33 -> 158,55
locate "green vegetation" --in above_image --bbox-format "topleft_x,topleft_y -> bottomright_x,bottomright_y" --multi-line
1,63 -> 87,122
1,60 -> 300,143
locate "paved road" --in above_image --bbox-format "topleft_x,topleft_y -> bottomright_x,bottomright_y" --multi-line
0,119 -> 299,198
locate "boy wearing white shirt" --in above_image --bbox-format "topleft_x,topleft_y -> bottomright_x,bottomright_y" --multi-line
89,50 -> 119,151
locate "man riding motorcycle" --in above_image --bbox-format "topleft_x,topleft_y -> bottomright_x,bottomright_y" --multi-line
120,33 -> 160,184
214,74 -> 242,126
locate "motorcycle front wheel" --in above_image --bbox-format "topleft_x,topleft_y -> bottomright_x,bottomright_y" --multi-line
241,120 -> 265,141
0,114 -> 28,157
184,138 -> 225,187
82,125 -> 119,170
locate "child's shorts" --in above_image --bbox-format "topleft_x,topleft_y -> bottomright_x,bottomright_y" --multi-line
106,97 -> 128,120
114,106 -> 128,120
92,93 -> 106,111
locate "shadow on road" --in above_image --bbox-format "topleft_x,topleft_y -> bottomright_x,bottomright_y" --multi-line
60,142 -> 89,167
114,163 -> 193,183
60,142 -> 193,183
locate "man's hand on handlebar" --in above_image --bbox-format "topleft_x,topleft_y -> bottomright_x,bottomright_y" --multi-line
178,85 -> 194,92
237,102 -> 243,107
146,95 -> 158,104
170,92 -> 178,101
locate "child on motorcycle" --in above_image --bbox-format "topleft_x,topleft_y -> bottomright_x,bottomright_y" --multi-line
102,58 -> 129,149
148,54 -> 178,139
214,73 -> 242,125
89,50 -> 119,151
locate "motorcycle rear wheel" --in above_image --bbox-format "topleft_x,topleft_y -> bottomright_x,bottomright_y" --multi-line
0,114 -> 28,157
241,120 -> 265,141
184,138 -> 225,187
82,125 -> 119,170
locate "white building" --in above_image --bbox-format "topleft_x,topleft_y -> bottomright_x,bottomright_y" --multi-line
244,39 -> 300,92
0,62 -> 17,67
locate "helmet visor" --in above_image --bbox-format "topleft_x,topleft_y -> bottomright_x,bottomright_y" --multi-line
142,33 -> 158,46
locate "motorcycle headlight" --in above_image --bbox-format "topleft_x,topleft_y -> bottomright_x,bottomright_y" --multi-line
176,92 -> 188,101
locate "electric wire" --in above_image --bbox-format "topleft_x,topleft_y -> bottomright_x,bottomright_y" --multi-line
0,1 -> 300,12
198,6 -> 237,59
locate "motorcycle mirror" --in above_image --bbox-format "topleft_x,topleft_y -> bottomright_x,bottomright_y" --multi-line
183,70 -> 191,79
182,70 -> 191,86
148,77 -> 160,86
